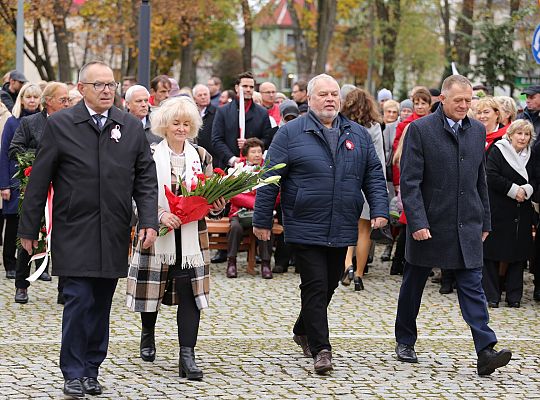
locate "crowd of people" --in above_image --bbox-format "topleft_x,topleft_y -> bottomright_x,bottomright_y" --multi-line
1,63 -> 540,396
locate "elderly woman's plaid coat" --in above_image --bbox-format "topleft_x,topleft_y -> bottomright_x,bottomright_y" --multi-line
126,145 -> 213,312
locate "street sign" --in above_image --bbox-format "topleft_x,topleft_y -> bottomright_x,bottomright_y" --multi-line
533,23 -> 540,64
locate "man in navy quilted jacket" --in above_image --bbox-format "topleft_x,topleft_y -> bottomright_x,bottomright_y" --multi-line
253,74 -> 388,375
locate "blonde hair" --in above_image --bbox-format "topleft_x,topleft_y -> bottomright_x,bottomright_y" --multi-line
476,97 -> 501,124
494,96 -> 517,125
41,82 -> 68,108
12,83 -> 42,118
393,124 -> 410,166
383,99 -> 400,112
150,96 -> 202,139
506,119 -> 534,144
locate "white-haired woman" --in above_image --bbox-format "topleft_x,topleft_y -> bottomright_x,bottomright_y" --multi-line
483,119 -> 535,308
0,83 -> 41,279
126,96 -> 225,380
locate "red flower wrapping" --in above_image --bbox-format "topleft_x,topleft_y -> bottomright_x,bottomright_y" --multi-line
24,166 -> 32,177
164,185 -> 210,224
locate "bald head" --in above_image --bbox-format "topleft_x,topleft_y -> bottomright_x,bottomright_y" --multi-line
259,82 -> 277,108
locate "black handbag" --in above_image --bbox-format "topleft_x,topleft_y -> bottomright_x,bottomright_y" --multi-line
370,225 -> 393,245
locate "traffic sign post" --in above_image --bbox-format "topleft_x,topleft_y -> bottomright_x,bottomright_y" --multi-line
533,23 -> 540,64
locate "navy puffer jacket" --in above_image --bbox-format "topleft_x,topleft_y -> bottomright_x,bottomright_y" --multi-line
253,113 -> 388,247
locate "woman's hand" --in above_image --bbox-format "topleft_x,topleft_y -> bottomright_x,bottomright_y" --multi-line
516,187 -> 526,203
1,189 -> 10,201
160,211 -> 181,230
210,196 -> 227,213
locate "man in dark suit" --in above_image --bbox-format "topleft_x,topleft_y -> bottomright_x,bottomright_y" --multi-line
18,61 -> 158,398
125,84 -> 162,145
211,71 -> 273,170
192,83 -> 217,160
395,74 -> 511,376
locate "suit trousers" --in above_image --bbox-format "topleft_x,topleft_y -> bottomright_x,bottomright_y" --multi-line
292,244 -> 347,356
2,214 -> 18,272
60,277 -> 118,379
482,259 -> 524,304
395,262 -> 497,354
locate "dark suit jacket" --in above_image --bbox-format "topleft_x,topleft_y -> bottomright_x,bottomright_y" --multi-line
211,98 -> 273,169
400,105 -> 490,269
9,109 -> 48,160
195,104 -> 217,160
17,101 -> 158,278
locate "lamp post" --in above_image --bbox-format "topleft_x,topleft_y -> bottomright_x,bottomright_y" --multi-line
16,0 -> 24,72
137,0 -> 151,89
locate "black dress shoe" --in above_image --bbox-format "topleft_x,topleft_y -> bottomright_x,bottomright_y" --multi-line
82,377 -> 102,395
341,265 -> 354,286
439,284 -> 453,294
38,271 -> 52,281
506,301 -> 520,308
63,378 -> 85,399
6,270 -> 15,279
15,288 -> 28,304
395,343 -> 418,363
533,286 -> 540,301
210,249 -> 227,264
477,347 -> 512,376
179,347 -> 203,380
488,301 -> 499,308
272,264 -> 288,273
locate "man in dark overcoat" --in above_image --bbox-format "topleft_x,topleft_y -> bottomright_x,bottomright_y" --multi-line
253,74 -> 388,374
17,61 -> 158,398
395,75 -> 512,376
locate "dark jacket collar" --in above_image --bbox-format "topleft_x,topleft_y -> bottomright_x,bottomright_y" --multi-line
434,103 -> 473,135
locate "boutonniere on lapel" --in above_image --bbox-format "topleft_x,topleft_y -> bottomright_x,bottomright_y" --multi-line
345,140 -> 354,150
110,124 -> 122,142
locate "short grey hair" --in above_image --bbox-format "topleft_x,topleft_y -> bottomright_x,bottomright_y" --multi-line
78,60 -> 111,82
125,85 -> 149,102
307,74 -> 340,96
441,75 -> 472,95
192,83 -> 209,97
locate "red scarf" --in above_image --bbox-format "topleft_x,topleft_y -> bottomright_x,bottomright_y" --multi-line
485,124 -> 508,151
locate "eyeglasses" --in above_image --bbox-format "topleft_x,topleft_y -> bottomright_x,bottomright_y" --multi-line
81,82 -> 118,91
57,97 -> 69,104
260,91 -> 276,95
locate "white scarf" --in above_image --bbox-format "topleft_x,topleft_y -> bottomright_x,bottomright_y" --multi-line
153,139 -> 205,269
494,138 -> 530,181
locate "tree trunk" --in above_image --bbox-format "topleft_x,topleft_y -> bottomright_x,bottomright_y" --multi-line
179,22 -> 195,87
438,0 -> 453,83
241,0 -> 252,72
314,0 -> 337,74
453,0 -> 474,77
510,0 -> 520,16
51,0 -> 72,81
287,0 -> 315,81
375,0 -> 400,91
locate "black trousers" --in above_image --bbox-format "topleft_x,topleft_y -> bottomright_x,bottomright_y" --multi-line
60,277 -> 118,379
3,214 -> 18,272
292,244 -> 347,356
482,259 -> 524,304
141,273 -> 200,348
395,262 -> 497,354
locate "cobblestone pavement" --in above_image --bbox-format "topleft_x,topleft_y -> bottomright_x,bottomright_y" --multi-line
1,246 -> 540,399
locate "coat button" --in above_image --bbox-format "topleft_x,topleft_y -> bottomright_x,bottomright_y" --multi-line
460,190 -> 464,195
459,223 -> 463,228
460,156 -> 464,161
329,165 -> 333,168
514,218 -> 518,222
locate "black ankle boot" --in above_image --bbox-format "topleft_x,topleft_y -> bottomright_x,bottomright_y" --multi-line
179,347 -> 203,380
140,327 -> 156,362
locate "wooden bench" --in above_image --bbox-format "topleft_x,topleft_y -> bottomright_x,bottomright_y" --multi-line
206,217 -> 283,275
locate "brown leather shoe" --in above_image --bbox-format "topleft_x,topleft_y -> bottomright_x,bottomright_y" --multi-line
226,257 -> 237,278
313,349 -> 333,374
293,334 -> 312,357
261,261 -> 273,279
